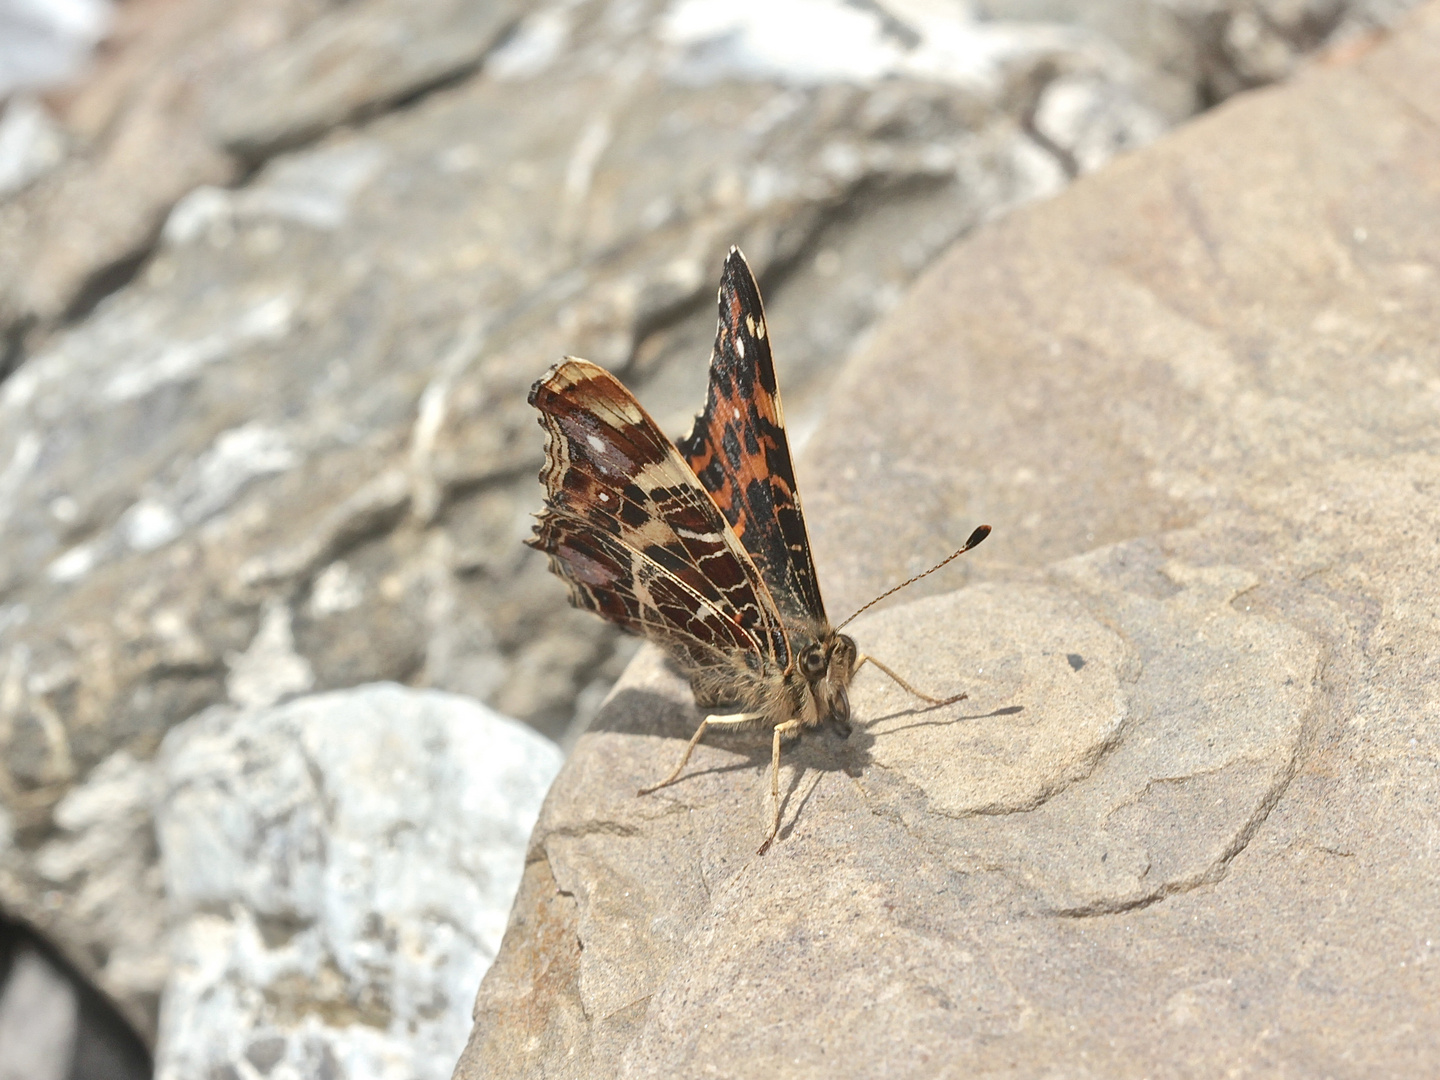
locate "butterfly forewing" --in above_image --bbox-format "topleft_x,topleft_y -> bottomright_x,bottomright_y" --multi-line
677,249 -> 827,628
528,358 -> 792,671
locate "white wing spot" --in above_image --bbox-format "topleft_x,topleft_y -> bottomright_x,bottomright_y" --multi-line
675,526 -> 720,542
587,434 -> 605,452
755,318 -> 766,339
732,406 -> 741,421
735,334 -> 745,359
598,491 -> 610,502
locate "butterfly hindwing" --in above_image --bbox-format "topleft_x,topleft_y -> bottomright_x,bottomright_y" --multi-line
528,358 -> 792,673
677,248 -> 827,628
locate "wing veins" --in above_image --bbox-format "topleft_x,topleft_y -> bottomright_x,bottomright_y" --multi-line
542,503 -> 766,661
529,356 -> 795,671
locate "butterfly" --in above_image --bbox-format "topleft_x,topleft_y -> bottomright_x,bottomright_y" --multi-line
527,247 -> 990,853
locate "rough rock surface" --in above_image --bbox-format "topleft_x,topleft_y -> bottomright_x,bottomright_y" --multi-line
153,683 -> 561,1080
0,0 -> 528,342
0,0 -> 1426,1055
458,5 -> 1440,1075
0,0 -> 1173,1034
0,0 -> 1406,361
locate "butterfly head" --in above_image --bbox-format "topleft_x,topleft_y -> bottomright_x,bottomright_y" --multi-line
798,632 -> 858,738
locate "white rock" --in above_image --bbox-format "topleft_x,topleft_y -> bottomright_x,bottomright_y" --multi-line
153,683 -> 562,1080
1032,72 -> 1169,174
0,0 -> 112,100
224,601 -> 315,710
0,95 -> 66,197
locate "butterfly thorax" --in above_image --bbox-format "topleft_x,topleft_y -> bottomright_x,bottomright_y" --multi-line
683,623 -> 856,737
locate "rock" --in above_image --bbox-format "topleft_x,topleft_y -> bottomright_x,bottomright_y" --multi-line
0,0 -> 111,101
29,750 -> 168,1036
0,96 -> 68,200
975,0 -> 1402,105
213,0 -> 529,159
0,0 -> 284,333
458,3 -> 1440,1075
0,0 -> 1175,1031
0,943 -> 75,1080
0,917 -> 151,1080
0,0 -> 521,336
152,683 -> 562,1080
0,0 -> 1427,1055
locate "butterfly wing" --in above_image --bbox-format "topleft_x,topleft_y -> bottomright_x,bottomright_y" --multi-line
528,358 -> 792,675
677,247 -> 827,628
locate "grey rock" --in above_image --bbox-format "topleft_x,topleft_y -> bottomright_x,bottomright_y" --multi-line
0,96 -> 68,199
213,0 -> 529,159
0,945 -> 76,1080
459,5 -> 1440,1075
0,0 -> 111,100
1031,71 -> 1169,174
223,600 -> 316,709
974,0 -> 1405,105
28,750 -> 168,1035
0,0 -> 285,331
0,0 -> 522,333
153,683 -> 562,1080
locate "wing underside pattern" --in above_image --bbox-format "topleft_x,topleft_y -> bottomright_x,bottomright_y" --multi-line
528,357 -> 791,673
677,248 -> 827,628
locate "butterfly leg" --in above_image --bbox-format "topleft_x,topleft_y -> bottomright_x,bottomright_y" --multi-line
854,654 -> 967,707
637,712 -> 760,796
758,719 -> 804,855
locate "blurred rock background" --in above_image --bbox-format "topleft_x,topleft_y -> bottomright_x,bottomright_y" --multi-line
0,0 -> 1421,1076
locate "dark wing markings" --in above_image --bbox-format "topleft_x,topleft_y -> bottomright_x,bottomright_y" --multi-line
528,357 -> 792,670
677,248 -> 827,628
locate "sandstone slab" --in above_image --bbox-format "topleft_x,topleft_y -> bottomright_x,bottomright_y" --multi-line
459,5 -> 1440,1075
0,0 -> 1429,1059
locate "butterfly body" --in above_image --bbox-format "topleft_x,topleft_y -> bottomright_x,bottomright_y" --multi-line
687,621 -> 857,734
528,248 -> 985,851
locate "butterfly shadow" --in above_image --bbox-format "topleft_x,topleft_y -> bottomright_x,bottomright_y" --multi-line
588,684 -> 802,786
589,679 -> 1024,845
770,702 -> 1025,844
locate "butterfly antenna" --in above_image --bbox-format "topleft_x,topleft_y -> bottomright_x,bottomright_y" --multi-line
835,525 -> 991,631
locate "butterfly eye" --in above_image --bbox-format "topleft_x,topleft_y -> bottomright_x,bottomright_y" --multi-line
801,647 -> 827,677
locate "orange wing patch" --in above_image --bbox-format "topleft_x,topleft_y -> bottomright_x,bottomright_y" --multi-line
677,248 -> 826,629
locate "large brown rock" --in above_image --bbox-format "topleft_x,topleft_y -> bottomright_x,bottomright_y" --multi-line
458,4 -> 1440,1075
